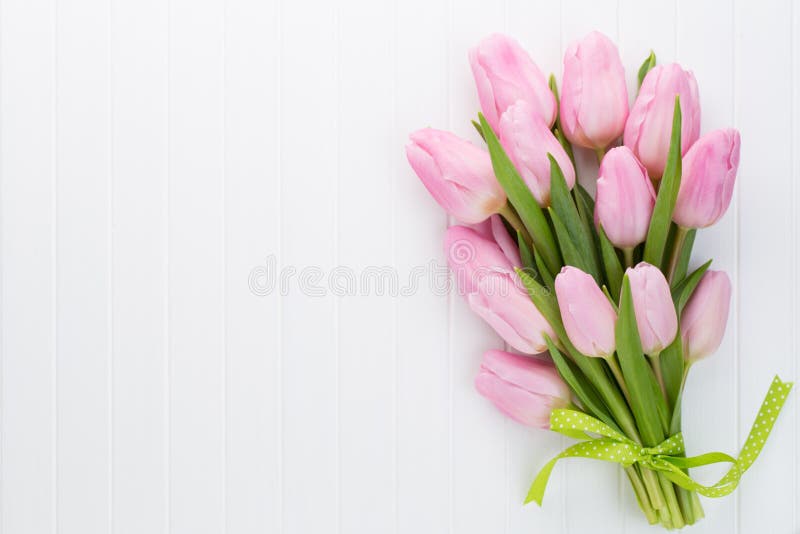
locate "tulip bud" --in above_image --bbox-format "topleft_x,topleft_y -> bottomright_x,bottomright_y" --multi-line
680,270 -> 732,363
444,225 -> 514,295
554,266 -> 617,357
560,31 -> 629,150
626,263 -> 678,355
623,63 -> 701,178
406,128 -> 506,224
498,100 -> 576,206
469,34 -> 557,133
468,271 -> 556,354
595,147 -> 656,248
472,214 -> 523,268
475,350 -> 571,429
445,225 -> 555,353
673,129 -> 741,229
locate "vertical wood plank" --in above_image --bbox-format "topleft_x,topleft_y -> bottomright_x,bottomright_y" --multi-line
395,0 -> 450,532
675,2 -> 738,533
337,0 -> 396,533
794,3 -> 800,530
736,1 -> 796,532
447,3 -> 508,534
223,0 -> 281,533
0,0 -> 56,532
110,0 -> 169,532
55,0 -> 111,531
168,0 -> 225,532
279,0 -> 339,532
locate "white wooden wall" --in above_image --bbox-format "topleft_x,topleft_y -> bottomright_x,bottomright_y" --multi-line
0,0 -> 797,533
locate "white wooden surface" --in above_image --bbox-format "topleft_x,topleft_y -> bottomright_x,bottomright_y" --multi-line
0,0 -> 797,533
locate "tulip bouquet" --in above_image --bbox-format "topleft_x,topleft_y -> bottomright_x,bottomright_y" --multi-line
406,31 -> 793,529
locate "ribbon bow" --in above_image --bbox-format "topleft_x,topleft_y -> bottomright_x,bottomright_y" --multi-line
527,376 -> 793,505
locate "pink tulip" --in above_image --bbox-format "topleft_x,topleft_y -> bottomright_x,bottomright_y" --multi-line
469,34 -> 557,133
595,147 -> 656,248
444,225 -> 514,295
555,266 -> 617,357
445,225 -> 555,353
681,270 -> 732,363
468,271 -> 556,354
560,31 -> 629,150
624,63 -> 701,178
498,100 -> 576,206
673,129 -> 741,229
406,128 -> 506,224
472,214 -> 523,268
475,350 -> 570,429
626,263 -> 678,355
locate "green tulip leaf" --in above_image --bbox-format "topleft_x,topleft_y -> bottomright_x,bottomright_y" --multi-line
553,128 -> 575,165
659,333 -> 685,418
549,155 -> 602,280
637,50 -> 657,89
643,97 -> 682,267
479,113 -> 562,274
671,228 -> 697,286
574,183 -> 596,212
573,184 -> 603,278
597,225 -> 624,300
518,231 -> 535,269
549,208 -> 586,273
545,336 -> 621,434
671,259 -> 712,314
471,119 -> 486,142
616,275 -> 670,446
533,247 -> 555,289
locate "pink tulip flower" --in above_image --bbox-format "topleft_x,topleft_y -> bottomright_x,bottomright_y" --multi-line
626,263 -> 678,355
498,100 -> 576,206
469,34 -> 557,133
673,129 -> 741,229
475,350 -> 571,429
406,128 -> 506,224
445,225 -> 554,353
555,266 -> 617,357
468,271 -> 556,354
560,31 -> 629,150
595,147 -> 656,248
444,225 -> 514,295
681,270 -> 732,363
472,214 -> 523,268
624,63 -> 701,178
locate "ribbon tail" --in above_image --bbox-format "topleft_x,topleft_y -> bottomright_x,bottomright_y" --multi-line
525,457 -> 559,506
653,376 -> 793,499
662,451 -> 736,469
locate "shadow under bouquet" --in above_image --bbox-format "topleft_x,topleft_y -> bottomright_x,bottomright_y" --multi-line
405,31 -> 793,529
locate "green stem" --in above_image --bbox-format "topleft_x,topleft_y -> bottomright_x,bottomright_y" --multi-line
691,492 -> 705,520
658,473 -> 685,529
594,147 -> 606,165
641,468 -> 667,511
665,225 -> 689,283
677,486 -> 696,525
606,355 -> 632,407
623,247 -> 634,268
625,466 -> 658,524
498,203 -> 533,248
648,352 -> 667,401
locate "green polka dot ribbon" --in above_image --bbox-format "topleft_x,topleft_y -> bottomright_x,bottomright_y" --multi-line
526,376 -> 793,505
